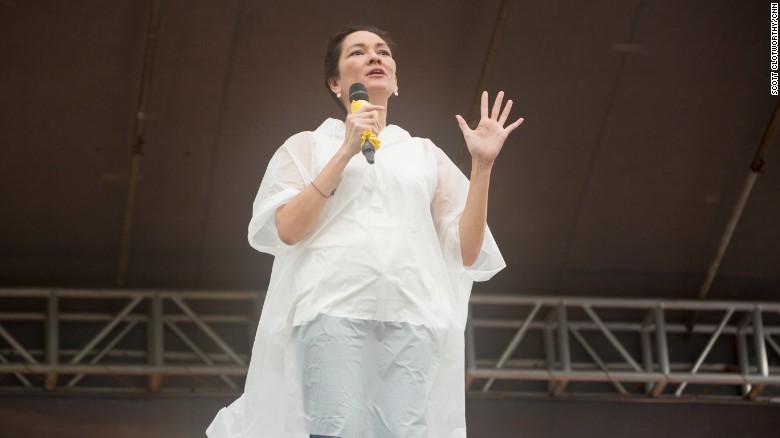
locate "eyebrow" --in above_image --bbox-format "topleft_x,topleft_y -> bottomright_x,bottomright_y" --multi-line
345,42 -> 390,51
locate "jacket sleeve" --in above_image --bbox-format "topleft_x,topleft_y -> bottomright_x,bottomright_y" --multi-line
428,140 -> 506,282
247,132 -> 315,256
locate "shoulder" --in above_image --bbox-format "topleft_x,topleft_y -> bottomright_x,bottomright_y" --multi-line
280,119 -> 343,152
283,129 -> 317,145
412,136 -> 453,163
311,118 -> 345,143
282,131 -> 314,146
272,132 -> 314,162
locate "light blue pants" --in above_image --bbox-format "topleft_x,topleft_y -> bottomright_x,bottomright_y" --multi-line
296,314 -> 442,438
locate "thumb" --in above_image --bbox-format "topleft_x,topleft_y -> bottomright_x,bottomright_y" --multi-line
455,114 -> 469,134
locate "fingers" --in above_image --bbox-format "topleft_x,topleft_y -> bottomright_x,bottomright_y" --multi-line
358,125 -> 380,136
455,114 -> 469,133
491,91 -> 504,121
480,91 -> 488,119
348,108 -> 380,126
498,100 -> 513,125
481,90 -> 516,126
505,117 -> 525,134
349,109 -> 381,119
348,104 -> 383,132
486,91 -> 522,131
347,111 -> 381,135
341,107 -> 384,155
352,104 -> 384,114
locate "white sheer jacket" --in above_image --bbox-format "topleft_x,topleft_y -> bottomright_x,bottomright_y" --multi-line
207,118 -> 505,438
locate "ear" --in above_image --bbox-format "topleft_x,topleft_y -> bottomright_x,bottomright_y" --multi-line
328,77 -> 341,95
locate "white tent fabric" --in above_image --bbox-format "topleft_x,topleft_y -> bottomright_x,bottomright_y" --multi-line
207,118 -> 505,437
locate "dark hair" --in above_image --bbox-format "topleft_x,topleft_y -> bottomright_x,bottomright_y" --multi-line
324,25 -> 396,111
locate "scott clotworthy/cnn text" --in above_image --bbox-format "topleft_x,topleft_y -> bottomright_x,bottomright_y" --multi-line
771,3 -> 778,95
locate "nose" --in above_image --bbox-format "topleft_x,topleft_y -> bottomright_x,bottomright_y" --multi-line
369,51 -> 382,64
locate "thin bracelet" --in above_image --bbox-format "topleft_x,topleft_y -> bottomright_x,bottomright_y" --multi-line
310,181 -> 335,198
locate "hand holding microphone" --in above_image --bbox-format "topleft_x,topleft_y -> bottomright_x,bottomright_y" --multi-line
348,83 -> 382,164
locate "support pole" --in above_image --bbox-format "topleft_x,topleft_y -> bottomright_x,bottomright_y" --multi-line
45,290 -> 58,391
465,305 -> 477,390
148,292 -> 163,392
690,98 -> 778,327
553,303 -> 570,396
458,0 -> 514,166
652,305 -> 669,397
543,309 -> 556,394
116,0 -> 165,286
640,310 -> 654,394
749,307 -> 768,400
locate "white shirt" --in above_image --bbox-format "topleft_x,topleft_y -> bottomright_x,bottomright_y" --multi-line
207,118 -> 505,438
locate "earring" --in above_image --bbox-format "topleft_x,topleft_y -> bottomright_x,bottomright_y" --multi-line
394,89 -> 399,97
336,92 -> 342,98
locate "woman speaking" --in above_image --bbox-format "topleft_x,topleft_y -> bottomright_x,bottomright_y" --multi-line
208,25 -> 524,438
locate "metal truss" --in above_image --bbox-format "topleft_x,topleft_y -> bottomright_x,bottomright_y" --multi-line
0,289 -> 260,395
1,289 -> 779,403
466,295 -> 780,403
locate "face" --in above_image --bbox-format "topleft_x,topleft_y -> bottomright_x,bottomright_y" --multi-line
329,31 -> 397,103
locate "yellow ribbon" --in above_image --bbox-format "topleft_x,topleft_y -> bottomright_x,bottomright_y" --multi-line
350,99 -> 381,151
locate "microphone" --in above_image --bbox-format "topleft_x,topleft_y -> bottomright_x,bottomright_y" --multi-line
348,83 -> 380,164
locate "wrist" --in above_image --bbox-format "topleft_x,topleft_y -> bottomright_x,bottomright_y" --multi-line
335,146 -> 355,162
471,157 -> 494,176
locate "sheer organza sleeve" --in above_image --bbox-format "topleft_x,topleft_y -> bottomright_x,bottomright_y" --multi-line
247,132 -> 315,256
429,141 -> 506,282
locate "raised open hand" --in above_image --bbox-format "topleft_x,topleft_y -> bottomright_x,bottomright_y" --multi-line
455,91 -> 524,166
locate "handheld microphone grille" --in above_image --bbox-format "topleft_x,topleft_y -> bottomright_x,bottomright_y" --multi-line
349,83 -> 369,102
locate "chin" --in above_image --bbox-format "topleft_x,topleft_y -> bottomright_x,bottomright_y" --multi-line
365,85 -> 392,101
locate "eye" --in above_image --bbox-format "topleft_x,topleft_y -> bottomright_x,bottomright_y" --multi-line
349,49 -> 363,56
379,49 -> 391,56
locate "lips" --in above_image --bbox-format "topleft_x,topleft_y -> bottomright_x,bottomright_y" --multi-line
366,68 -> 385,76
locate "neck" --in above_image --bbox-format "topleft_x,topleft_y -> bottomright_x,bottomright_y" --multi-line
375,97 -> 389,130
